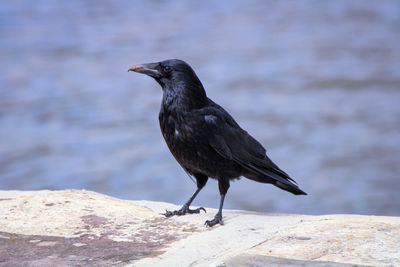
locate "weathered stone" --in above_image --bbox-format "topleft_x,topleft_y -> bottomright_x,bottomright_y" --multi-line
0,190 -> 399,266
225,254 -> 366,267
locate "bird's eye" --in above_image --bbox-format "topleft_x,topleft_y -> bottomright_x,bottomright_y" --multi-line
163,65 -> 171,72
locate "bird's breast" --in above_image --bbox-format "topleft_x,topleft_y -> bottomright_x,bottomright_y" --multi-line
158,109 -> 242,178
159,110 -> 208,167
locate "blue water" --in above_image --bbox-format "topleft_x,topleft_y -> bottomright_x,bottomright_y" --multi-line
1,0 -> 399,215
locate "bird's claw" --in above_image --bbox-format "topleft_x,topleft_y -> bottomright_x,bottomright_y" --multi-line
205,213 -> 223,227
162,209 -> 175,217
162,206 -> 206,217
197,207 -> 207,214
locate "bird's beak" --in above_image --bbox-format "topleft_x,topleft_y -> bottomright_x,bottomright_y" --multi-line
128,62 -> 161,78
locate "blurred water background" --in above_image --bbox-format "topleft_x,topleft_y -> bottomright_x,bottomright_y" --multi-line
1,0 -> 399,215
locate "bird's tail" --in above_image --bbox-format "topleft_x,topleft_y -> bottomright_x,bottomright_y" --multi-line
274,180 -> 307,195
243,162 -> 307,195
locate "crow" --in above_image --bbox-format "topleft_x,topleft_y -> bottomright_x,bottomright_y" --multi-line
129,59 -> 306,227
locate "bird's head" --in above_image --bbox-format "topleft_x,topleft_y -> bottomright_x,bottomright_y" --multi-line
129,59 -> 207,108
128,59 -> 201,89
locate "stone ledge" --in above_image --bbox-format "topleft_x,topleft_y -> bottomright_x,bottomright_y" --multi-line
0,190 -> 399,266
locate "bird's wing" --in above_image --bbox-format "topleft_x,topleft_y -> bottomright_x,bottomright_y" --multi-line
201,105 -> 296,187
203,99 -> 266,158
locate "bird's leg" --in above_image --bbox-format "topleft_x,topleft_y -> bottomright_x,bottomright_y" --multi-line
163,174 -> 208,217
205,177 -> 230,227
205,193 -> 225,227
163,187 -> 206,217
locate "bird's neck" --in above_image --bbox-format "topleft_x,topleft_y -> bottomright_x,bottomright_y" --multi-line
162,81 -> 208,111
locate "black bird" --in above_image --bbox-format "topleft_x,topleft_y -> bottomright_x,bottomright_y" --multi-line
129,59 -> 306,227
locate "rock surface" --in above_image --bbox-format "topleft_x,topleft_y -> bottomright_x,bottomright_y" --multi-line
0,190 -> 399,266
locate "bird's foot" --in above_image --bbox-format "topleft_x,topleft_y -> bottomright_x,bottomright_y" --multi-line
163,205 -> 206,217
205,213 -> 223,227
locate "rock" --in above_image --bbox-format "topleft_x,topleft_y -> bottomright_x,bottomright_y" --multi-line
0,190 -> 399,266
